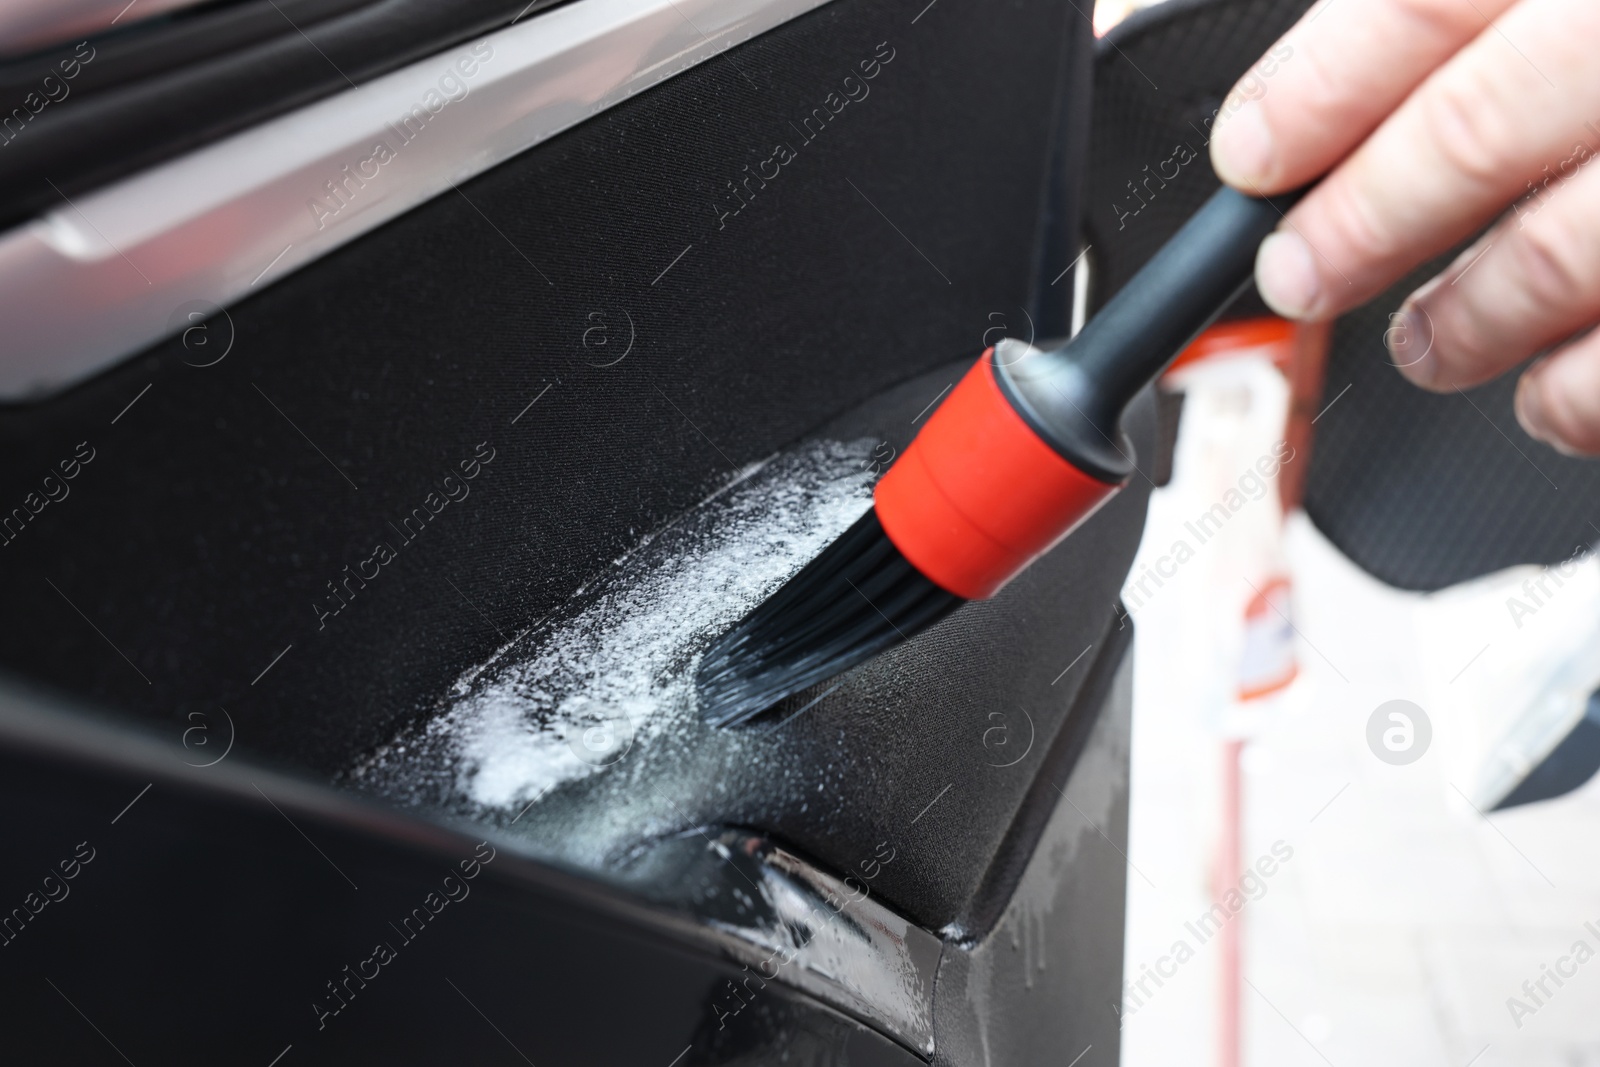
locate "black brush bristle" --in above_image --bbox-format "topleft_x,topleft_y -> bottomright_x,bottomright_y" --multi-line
696,508 -> 964,727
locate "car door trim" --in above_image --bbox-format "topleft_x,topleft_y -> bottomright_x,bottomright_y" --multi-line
0,0 -> 835,400
0,0 -> 207,56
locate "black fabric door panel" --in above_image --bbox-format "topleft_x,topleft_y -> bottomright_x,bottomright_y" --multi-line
1303,261 -> 1600,590
0,0 -> 1136,930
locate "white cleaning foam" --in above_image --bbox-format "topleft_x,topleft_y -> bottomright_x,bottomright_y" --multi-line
352,439 -> 877,814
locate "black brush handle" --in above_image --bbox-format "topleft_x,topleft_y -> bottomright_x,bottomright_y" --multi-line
996,184 -> 1308,481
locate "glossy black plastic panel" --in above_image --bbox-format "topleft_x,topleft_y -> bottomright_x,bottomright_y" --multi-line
0,676 -> 925,1065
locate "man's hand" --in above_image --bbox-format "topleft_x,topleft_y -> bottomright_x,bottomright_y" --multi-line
1210,0 -> 1600,454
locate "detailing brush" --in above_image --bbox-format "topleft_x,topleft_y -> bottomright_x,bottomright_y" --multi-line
697,185 -> 1304,727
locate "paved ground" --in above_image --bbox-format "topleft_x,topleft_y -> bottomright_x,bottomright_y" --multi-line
1120,360 -> 1600,1066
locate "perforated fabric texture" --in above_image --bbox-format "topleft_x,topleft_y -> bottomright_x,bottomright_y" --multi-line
0,0 -> 1145,929
1088,0 -> 1597,591
1307,265 -> 1600,590
1084,0 -> 1308,301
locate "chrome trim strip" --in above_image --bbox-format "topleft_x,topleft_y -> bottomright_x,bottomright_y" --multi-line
623,829 -> 941,1058
0,0 -> 833,399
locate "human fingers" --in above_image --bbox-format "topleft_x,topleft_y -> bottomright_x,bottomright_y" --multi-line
1388,150 -> 1600,392
1516,329 -> 1600,456
1252,0 -> 1600,321
1210,0 -> 1508,195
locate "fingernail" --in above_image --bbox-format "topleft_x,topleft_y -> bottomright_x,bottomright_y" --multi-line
1211,99 -> 1274,187
1256,231 -> 1321,319
1388,276 -> 1446,387
1515,368 -> 1560,447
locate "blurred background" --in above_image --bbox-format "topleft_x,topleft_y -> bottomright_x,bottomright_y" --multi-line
1116,313 -> 1600,1066
1091,11 -> 1600,1052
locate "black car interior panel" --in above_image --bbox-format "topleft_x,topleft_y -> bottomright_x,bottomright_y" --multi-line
8,0 -> 1541,1060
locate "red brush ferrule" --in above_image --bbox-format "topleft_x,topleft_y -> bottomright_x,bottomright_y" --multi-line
873,349 -> 1124,600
